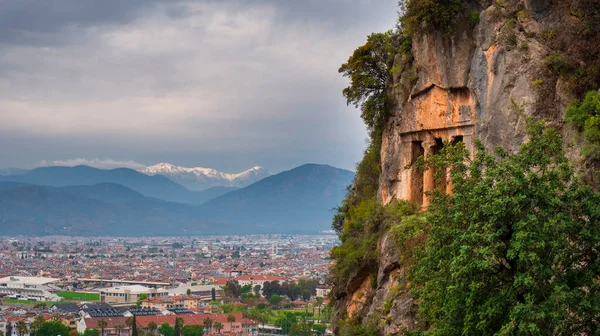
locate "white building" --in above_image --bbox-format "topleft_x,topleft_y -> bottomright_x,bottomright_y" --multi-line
2,319 -> 33,336
0,317 -> 6,336
0,276 -> 62,302
234,275 -> 283,291
100,285 -> 168,305
316,285 -> 331,298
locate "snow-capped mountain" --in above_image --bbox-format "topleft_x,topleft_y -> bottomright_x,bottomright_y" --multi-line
139,163 -> 270,191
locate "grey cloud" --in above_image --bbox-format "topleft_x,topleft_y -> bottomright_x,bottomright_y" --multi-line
0,0 -> 394,46
0,0 -> 164,46
0,0 -> 398,172
262,0 -> 399,29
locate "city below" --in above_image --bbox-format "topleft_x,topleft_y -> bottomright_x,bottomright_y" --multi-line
0,235 -> 337,336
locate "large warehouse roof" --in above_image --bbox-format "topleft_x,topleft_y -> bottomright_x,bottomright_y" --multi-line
0,276 -> 60,285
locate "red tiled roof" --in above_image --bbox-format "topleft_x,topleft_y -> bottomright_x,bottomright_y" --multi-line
85,317 -> 129,329
135,313 -> 255,328
212,278 -> 228,285
234,275 -> 282,281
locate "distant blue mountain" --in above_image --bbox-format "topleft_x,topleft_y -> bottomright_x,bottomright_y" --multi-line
194,164 -> 354,234
0,166 -> 234,204
0,168 -> 28,176
0,182 -> 193,236
0,164 -> 354,235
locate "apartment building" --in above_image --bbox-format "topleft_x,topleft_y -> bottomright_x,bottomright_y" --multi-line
100,285 -> 168,306
0,276 -> 62,302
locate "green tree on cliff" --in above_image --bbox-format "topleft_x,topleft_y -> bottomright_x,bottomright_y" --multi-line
333,31 -> 398,238
566,90 -> 600,160
331,32 -> 404,299
407,119 -> 600,335
338,32 -> 395,134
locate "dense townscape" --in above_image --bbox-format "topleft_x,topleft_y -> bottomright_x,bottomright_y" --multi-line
0,235 -> 336,336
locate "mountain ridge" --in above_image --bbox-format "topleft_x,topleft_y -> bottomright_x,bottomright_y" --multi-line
0,163 -> 353,235
0,165 -> 233,204
194,163 -> 354,234
139,163 -> 270,191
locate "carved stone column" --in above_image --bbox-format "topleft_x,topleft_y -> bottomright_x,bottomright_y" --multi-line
422,137 -> 436,207
445,167 -> 453,196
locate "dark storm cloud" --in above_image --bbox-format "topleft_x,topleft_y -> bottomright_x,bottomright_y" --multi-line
264,0 -> 400,29
0,0 -> 398,172
0,0 -> 170,45
0,0 -> 390,44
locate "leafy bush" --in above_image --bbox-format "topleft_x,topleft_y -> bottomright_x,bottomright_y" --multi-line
159,323 -> 174,336
566,90 -> 600,160
337,317 -> 381,336
402,0 -> 466,35
339,32 -> 395,134
330,216 -> 380,284
517,9 -> 529,19
530,79 -> 544,88
269,294 -> 283,306
566,91 -> 600,128
181,325 -> 204,336
406,119 -> 600,335
37,321 -> 70,336
539,7 -> 600,99
468,9 -> 480,29
332,140 -> 380,235
544,52 -> 576,77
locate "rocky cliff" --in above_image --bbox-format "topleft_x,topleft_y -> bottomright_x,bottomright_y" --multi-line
332,0 -> 600,334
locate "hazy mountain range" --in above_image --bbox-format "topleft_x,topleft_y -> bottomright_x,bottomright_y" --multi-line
0,165 -> 231,205
139,163 -> 270,191
1,163 -> 271,192
196,164 -> 354,234
0,168 -> 28,176
0,163 -> 353,236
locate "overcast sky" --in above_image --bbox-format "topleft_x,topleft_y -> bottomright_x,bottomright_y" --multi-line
0,0 -> 398,173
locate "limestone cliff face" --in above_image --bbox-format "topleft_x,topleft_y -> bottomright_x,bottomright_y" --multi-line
333,0 -> 595,334
380,0 -> 588,206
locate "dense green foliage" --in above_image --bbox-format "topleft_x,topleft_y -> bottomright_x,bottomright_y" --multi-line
339,32 -> 395,134
542,51 -> 600,99
313,324 -> 327,335
566,91 -> 600,160
329,131 -> 388,292
331,197 -> 382,282
332,28 -> 399,293
224,280 -> 242,298
30,316 -> 44,336
402,0 -> 467,34
337,317 -> 381,336
269,294 -> 283,306
174,317 -> 183,336
289,322 -> 313,336
159,323 -> 174,336
403,119 -> 600,335
332,7 -> 420,335
276,312 -> 298,334
262,279 -> 318,301
82,329 -> 100,336
181,325 -> 203,336
36,321 -> 70,336
536,0 -> 600,114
